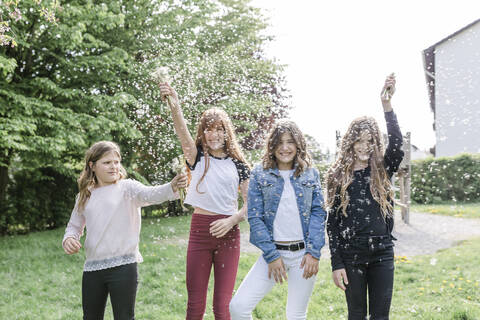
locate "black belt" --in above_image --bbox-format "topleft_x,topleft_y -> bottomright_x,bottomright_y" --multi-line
275,242 -> 305,251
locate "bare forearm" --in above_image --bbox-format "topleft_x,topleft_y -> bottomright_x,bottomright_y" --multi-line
169,101 -> 195,153
232,206 -> 247,224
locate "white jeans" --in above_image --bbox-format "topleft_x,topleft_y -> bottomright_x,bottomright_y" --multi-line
229,249 -> 316,320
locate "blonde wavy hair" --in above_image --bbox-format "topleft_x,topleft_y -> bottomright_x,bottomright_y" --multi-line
76,141 -> 127,212
193,108 -> 250,193
325,116 -> 394,218
262,120 -> 312,177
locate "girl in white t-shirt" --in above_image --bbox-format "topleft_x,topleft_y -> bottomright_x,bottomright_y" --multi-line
158,83 -> 250,320
62,141 -> 187,319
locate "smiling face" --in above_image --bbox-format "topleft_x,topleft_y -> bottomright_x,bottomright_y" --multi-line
274,132 -> 297,170
90,151 -> 121,187
204,123 -> 226,152
353,130 -> 373,164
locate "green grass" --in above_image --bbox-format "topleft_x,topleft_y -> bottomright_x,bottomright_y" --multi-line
406,202 -> 480,219
1,215 -> 480,319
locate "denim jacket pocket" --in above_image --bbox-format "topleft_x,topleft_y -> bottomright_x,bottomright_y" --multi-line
259,180 -> 275,208
300,180 -> 315,210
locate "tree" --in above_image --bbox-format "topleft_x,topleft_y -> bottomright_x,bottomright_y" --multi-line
0,0 -> 289,232
305,134 -> 331,164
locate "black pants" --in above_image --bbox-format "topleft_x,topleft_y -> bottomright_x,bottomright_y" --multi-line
82,263 -> 138,320
341,236 -> 394,320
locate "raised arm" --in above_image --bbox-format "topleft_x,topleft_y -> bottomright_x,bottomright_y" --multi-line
380,73 -> 404,175
158,83 -> 197,165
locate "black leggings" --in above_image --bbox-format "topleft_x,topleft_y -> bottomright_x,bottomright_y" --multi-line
82,263 -> 138,320
341,238 -> 394,320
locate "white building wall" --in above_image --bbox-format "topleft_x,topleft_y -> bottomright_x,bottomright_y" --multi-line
435,23 -> 480,157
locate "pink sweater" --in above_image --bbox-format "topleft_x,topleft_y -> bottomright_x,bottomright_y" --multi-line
63,179 -> 177,271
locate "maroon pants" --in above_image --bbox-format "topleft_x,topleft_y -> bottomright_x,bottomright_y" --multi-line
186,213 -> 241,320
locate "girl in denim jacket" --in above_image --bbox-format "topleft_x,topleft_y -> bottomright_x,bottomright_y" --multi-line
230,121 -> 327,320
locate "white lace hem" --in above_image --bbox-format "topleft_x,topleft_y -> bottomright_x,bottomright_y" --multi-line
84,253 -> 143,272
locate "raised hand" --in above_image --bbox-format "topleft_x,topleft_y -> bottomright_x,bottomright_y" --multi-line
158,82 -> 180,106
381,73 -> 396,112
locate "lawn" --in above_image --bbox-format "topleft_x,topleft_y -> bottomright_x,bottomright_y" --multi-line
406,202 -> 480,219
1,214 -> 479,319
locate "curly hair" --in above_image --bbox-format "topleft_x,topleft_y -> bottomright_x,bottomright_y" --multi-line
262,120 -> 312,177
325,116 -> 394,218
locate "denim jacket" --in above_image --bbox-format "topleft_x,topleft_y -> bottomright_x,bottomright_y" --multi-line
248,164 -> 327,263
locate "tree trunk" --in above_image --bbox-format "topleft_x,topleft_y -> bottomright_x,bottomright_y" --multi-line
0,153 -> 10,206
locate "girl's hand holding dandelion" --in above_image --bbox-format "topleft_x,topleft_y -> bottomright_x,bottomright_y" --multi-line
171,155 -> 188,211
151,67 -> 180,108
381,73 -> 396,112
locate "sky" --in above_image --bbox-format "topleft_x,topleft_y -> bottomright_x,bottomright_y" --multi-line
250,0 -> 480,153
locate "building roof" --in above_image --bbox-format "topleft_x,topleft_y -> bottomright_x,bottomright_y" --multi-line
422,19 -> 480,117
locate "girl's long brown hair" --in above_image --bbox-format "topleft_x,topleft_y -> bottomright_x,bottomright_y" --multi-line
76,141 -> 127,212
325,116 -> 394,218
262,120 -> 312,177
194,108 -> 250,193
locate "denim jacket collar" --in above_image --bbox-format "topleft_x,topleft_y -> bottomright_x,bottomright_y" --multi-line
265,162 -> 299,177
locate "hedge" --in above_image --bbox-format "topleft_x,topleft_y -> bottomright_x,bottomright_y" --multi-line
0,168 -> 181,235
411,153 -> 480,204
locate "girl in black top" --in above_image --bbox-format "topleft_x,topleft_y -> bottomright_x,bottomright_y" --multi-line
326,74 -> 404,320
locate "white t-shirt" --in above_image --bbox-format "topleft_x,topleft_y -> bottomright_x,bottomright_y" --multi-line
63,179 -> 177,271
273,170 -> 304,241
184,147 -> 250,215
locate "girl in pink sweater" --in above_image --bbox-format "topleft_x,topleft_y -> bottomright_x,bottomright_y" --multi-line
63,141 -> 187,319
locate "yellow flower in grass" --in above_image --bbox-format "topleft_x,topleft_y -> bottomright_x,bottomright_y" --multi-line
394,255 -> 410,263
449,283 -> 455,288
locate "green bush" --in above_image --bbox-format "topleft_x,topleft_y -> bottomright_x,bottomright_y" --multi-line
0,167 -> 186,235
411,154 -> 480,204
1,168 -> 77,235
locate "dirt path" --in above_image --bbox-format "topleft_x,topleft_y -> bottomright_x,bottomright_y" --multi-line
238,212 -> 480,258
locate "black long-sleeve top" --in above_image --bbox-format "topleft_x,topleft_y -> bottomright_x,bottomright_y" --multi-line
327,111 -> 404,271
